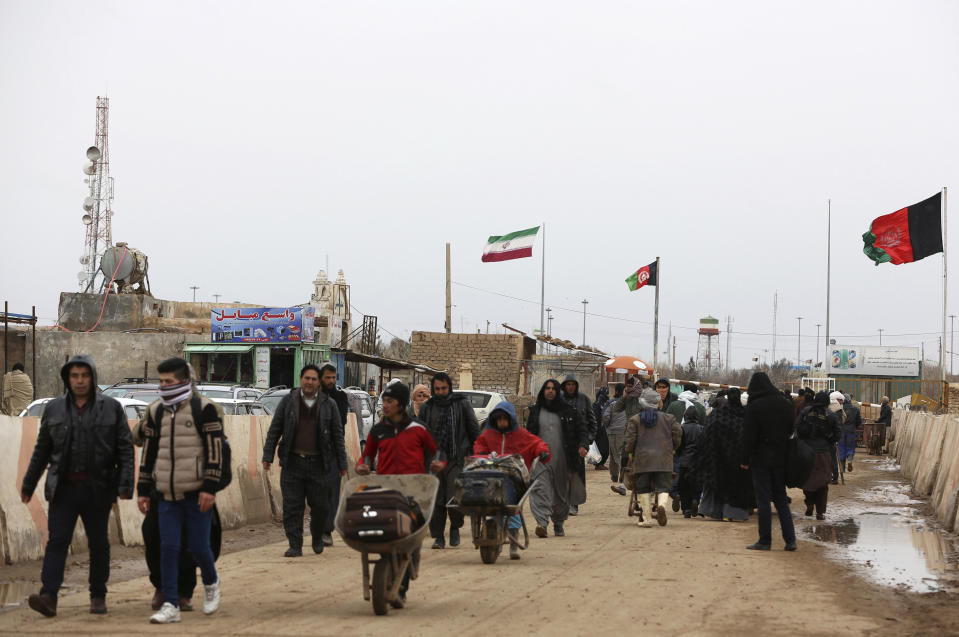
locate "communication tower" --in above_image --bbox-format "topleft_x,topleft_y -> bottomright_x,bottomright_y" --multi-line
78,97 -> 115,292
695,315 -> 721,374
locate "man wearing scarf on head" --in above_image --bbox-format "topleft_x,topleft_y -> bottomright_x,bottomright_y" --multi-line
417,372 -> 480,549
624,388 -> 682,527
526,379 -> 589,538
137,357 -> 224,624
612,375 -> 645,422
694,387 -> 755,522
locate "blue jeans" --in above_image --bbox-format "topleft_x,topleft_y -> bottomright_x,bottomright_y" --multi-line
750,465 -> 795,546
158,497 -> 218,607
41,481 -> 112,599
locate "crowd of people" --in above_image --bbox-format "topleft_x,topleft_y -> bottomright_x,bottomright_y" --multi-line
18,356 -> 877,621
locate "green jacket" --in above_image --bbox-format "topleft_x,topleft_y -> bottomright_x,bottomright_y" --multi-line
665,391 -> 706,426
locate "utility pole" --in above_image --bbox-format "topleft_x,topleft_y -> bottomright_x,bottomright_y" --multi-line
725,315 -> 733,371
816,324 -> 821,368
797,316 -> 802,367
213,294 -> 221,304
951,314 -> 956,376
878,328 -> 883,345
772,292 -> 778,363
190,285 -> 199,302
672,336 -> 677,377
445,243 -> 452,333
486,320 -> 490,334
546,307 -> 553,355
581,299 -> 588,345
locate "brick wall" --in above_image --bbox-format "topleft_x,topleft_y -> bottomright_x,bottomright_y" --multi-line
411,332 -> 527,394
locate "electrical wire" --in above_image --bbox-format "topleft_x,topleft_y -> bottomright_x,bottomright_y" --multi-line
451,280 -> 942,339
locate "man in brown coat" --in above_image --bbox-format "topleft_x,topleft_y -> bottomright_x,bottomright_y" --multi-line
624,388 -> 682,527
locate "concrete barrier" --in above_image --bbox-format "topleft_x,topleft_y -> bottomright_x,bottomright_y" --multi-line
0,412 -> 366,564
886,409 -> 959,532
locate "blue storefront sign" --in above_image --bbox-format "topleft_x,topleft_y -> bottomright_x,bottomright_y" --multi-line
211,307 -> 315,343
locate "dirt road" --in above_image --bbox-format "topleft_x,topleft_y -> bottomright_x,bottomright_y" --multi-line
1,461 -> 957,636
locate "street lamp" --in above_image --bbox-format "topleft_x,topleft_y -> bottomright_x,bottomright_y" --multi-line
190,285 -> 199,302
878,328 -> 883,345
796,317 -> 802,367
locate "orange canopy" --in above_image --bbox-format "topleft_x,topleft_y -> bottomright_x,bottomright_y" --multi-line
604,356 -> 653,376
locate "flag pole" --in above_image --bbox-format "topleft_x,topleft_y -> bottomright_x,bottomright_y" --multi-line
540,222 -> 545,354
825,199 -> 831,369
653,256 -> 660,375
942,187 -> 948,394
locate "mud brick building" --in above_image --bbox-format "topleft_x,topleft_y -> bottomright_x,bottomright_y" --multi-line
410,331 -> 535,395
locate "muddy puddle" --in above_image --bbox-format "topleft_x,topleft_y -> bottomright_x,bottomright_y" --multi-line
800,458 -> 959,593
0,581 -> 35,608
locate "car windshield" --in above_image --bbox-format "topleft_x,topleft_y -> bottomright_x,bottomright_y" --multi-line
27,402 -> 48,417
251,404 -> 270,416
461,392 -> 492,408
199,389 -> 234,399
130,392 -> 159,402
102,387 -> 128,397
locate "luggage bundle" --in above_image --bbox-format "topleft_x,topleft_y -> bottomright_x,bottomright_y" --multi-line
455,454 -> 529,507
455,470 -> 519,507
343,486 -> 425,541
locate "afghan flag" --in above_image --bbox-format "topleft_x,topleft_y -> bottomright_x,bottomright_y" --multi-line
481,226 -> 540,262
863,193 -> 943,266
625,261 -> 657,291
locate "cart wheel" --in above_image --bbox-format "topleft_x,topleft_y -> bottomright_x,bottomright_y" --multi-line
372,559 -> 393,616
479,520 -> 501,565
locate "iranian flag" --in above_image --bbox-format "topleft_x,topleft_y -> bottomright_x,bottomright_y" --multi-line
863,193 -> 943,266
481,226 -> 540,262
625,261 -> 657,291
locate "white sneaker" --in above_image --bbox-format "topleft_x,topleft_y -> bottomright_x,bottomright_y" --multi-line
203,578 -> 221,615
150,602 -> 181,624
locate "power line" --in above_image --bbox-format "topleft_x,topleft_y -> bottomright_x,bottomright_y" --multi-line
451,280 -> 942,340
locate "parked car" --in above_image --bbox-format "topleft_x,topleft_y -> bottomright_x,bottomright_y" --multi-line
102,379 -> 161,403
196,384 -> 263,401
345,389 -> 376,445
457,390 -> 508,426
258,387 -> 290,415
19,397 -> 147,420
211,398 -> 256,416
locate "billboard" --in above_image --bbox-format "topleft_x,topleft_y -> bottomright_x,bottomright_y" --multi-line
211,307 -> 315,343
829,345 -> 920,377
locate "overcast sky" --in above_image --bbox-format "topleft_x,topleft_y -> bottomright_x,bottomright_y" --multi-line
2,1 -> 958,371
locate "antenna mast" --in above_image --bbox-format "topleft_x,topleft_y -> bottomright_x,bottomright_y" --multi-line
79,96 -> 114,292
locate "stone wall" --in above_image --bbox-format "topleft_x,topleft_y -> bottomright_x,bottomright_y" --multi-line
58,293 -> 260,334
410,332 -> 533,394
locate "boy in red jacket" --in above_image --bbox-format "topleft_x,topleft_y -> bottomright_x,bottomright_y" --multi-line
355,382 -> 442,603
473,401 -> 549,560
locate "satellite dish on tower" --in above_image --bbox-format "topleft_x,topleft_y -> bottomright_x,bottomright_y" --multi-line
86,146 -> 101,161
83,160 -> 95,175
82,214 -> 93,225
83,197 -> 95,211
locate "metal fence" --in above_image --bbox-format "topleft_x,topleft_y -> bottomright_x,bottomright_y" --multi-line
831,377 -> 946,409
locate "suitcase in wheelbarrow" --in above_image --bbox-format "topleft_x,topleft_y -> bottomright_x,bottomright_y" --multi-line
343,488 -> 424,541
455,470 -> 519,507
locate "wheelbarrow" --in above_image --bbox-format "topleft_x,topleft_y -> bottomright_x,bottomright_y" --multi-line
334,473 -> 439,616
446,462 -> 542,565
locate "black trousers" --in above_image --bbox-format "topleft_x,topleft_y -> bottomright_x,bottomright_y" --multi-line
142,496 -> 222,598
751,465 -> 796,545
40,481 -> 112,599
803,485 -> 829,516
676,466 -> 701,512
281,454 -> 332,549
595,426 -> 609,465
429,463 -> 464,539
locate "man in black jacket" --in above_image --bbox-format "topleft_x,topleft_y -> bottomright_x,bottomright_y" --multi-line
561,374 -> 596,515
319,363 -> 350,547
20,354 -> 135,617
417,372 -> 479,549
262,365 -> 348,557
740,372 -> 797,552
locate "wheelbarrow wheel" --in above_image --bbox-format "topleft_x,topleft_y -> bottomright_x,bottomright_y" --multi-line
372,559 -> 394,616
479,519 -> 501,564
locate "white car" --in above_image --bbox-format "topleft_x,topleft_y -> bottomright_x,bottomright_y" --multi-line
457,390 -> 508,426
196,384 -> 263,402
210,398 -> 267,416
345,389 -> 376,444
19,397 -> 148,421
